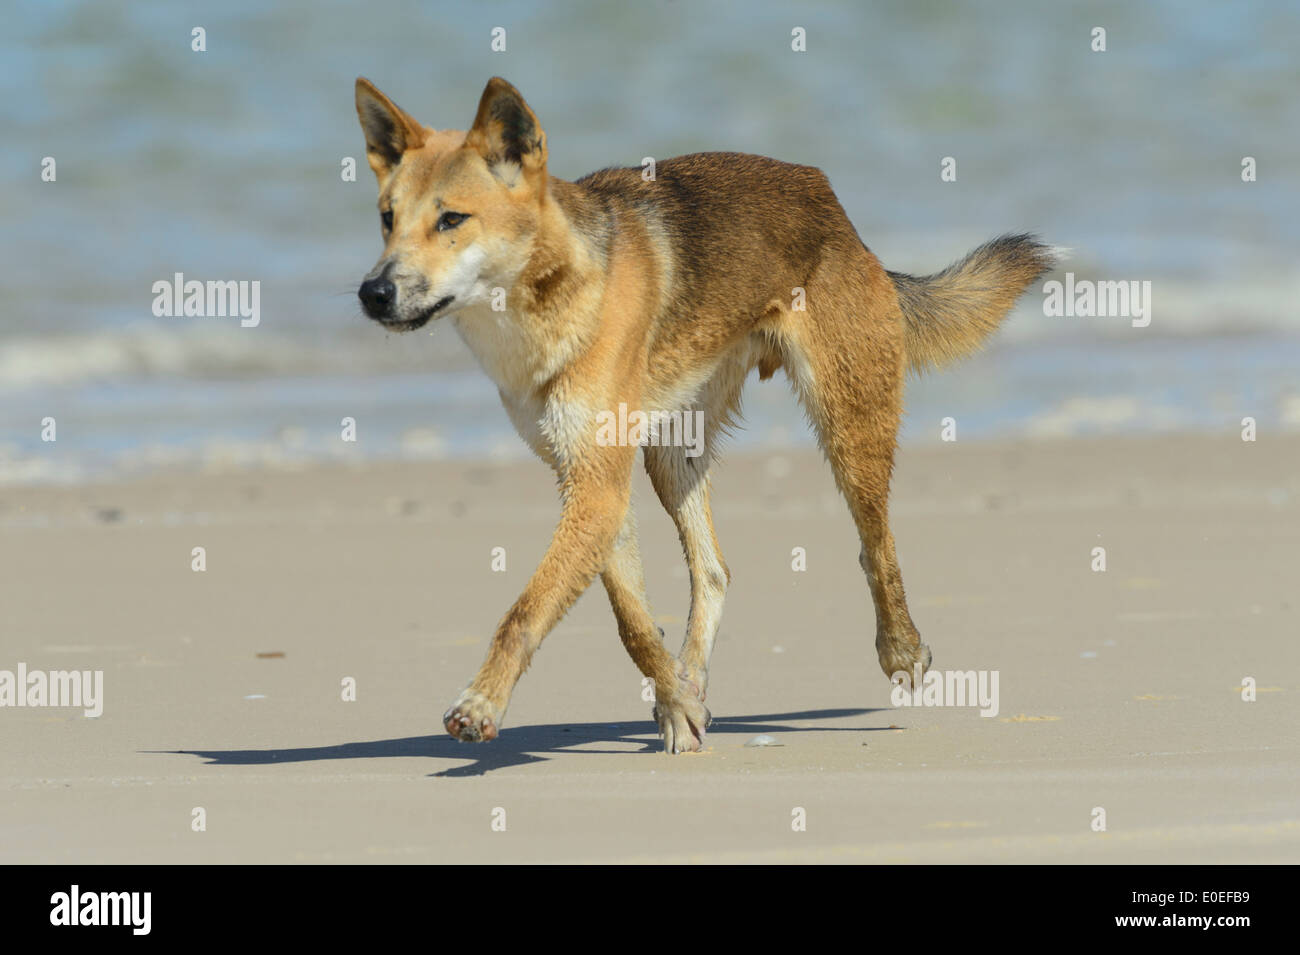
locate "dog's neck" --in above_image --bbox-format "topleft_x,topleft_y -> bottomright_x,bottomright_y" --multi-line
451,182 -> 609,401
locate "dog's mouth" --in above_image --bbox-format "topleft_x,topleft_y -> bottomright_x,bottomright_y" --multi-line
376,295 -> 455,332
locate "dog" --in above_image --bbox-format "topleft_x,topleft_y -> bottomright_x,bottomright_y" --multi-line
353,76 -> 1054,753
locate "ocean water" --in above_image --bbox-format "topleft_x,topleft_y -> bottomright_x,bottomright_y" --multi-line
2,0 -> 1298,483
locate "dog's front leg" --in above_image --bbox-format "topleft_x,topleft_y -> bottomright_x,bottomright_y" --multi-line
443,443 -> 636,742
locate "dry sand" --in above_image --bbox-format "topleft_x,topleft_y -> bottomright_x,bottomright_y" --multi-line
1,434 -> 1297,863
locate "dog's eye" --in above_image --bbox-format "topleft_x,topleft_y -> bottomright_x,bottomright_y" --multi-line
381,209 -> 393,231
437,211 -> 469,232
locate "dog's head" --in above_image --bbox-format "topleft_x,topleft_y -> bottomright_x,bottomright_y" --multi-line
354,77 -> 548,330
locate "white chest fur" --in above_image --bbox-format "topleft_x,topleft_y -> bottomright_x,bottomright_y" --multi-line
451,304 -> 545,400
453,305 -> 594,469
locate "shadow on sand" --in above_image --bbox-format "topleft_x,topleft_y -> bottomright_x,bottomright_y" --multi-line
151,707 -> 894,777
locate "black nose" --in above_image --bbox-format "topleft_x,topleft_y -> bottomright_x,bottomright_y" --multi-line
358,277 -> 396,317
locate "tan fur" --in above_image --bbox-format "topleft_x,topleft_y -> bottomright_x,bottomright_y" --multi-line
354,77 -> 1056,753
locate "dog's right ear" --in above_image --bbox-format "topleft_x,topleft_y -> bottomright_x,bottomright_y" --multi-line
355,78 -> 425,182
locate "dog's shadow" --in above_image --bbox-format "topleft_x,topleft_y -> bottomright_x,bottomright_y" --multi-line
152,708 -> 892,777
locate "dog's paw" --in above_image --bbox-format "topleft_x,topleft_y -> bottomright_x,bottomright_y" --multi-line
878,636 -> 932,687
443,688 -> 502,742
651,671 -> 711,754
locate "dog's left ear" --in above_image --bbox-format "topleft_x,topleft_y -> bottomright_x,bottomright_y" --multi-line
465,77 -> 547,187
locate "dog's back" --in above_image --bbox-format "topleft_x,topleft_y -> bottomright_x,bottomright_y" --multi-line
575,153 -> 854,331
571,152 -> 1053,376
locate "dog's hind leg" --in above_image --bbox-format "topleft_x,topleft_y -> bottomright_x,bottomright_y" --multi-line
599,504 -> 710,753
782,246 -> 932,685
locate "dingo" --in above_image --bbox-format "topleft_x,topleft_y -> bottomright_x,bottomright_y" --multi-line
354,77 -> 1054,753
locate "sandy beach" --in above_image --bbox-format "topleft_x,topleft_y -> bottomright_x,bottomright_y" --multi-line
1,434 -> 1297,863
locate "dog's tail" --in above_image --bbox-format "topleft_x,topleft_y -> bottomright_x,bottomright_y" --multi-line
889,233 -> 1058,374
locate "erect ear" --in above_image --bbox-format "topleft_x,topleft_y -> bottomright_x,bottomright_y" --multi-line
355,77 -> 426,181
464,77 -> 547,185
